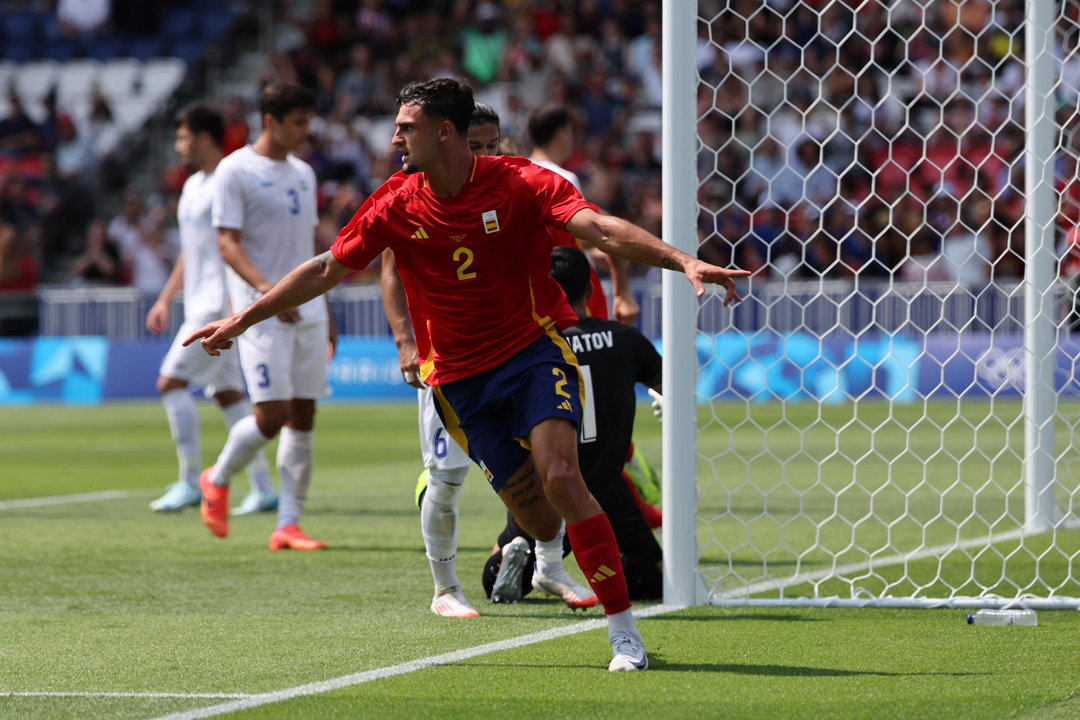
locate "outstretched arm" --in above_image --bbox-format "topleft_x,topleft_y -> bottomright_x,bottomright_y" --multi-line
184,250 -> 351,355
565,208 -> 749,305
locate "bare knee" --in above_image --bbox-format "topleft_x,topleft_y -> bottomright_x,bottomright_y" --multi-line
253,402 -> 290,437
157,376 -> 187,394
536,461 -> 599,523
214,390 -> 245,408
287,399 -> 316,431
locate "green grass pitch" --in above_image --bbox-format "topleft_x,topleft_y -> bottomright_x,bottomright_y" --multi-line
2,401 -> 1080,719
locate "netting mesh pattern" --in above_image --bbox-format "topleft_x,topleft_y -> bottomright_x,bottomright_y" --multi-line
693,0 -> 1080,606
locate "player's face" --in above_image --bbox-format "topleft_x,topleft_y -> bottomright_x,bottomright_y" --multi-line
468,122 -> 500,156
174,125 -> 195,166
393,103 -> 442,174
271,108 -> 313,154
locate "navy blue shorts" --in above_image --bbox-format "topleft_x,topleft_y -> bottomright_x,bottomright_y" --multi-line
433,330 -> 583,491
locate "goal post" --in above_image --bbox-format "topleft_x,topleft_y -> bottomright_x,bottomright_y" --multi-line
660,0 -> 703,607
662,0 -> 1080,609
1025,0 -> 1059,532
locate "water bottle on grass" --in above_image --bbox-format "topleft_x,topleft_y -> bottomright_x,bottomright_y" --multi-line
966,609 -> 1038,626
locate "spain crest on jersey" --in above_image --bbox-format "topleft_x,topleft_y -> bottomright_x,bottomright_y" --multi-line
482,210 -> 500,234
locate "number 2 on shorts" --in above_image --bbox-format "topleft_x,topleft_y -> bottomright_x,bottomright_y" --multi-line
552,367 -> 570,399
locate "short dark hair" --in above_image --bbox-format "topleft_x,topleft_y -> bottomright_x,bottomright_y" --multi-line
175,102 -> 224,147
470,101 -> 500,128
549,245 -> 591,306
259,82 -> 316,123
527,103 -> 572,148
396,77 -> 474,135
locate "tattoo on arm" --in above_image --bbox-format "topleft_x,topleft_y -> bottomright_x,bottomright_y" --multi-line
310,250 -> 334,273
662,257 -> 677,270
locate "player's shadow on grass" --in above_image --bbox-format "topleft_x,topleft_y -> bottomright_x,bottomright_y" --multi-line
655,612 -> 826,623
653,661 -> 989,677
315,542 -> 496,554
306,506 -> 420,519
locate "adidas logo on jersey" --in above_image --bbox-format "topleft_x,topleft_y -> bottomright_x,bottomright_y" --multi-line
558,400 -> 573,411
411,227 -> 429,239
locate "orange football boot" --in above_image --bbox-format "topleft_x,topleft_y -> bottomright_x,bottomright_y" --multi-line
269,524 -> 327,551
199,467 -> 229,538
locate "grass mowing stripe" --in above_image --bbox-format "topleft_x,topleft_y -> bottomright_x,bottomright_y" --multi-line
0,490 -> 134,510
145,604 -> 680,720
716,527 -> 1028,601
2,693 -> 251,699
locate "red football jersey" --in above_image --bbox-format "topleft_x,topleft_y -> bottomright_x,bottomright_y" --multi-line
331,155 -> 590,384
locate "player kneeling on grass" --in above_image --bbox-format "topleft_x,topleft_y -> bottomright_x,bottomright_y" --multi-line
484,246 -> 664,606
185,77 -> 749,672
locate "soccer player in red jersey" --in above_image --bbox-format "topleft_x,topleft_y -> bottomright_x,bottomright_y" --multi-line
186,77 -> 750,672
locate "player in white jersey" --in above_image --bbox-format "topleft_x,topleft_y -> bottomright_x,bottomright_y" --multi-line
197,83 -> 336,550
147,103 -> 277,515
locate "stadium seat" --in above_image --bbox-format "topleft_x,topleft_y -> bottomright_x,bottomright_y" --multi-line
2,40 -> 40,63
160,7 -> 199,41
97,58 -> 141,104
166,38 -> 205,67
84,33 -> 129,61
41,38 -> 78,62
199,9 -> 237,41
141,58 -> 187,103
127,37 -> 164,62
0,10 -> 41,45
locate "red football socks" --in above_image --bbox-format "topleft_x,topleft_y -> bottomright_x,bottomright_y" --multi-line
567,512 -> 631,615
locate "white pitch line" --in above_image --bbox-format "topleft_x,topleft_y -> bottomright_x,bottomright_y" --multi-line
716,527 -> 1030,599
3,692 -> 251,699
146,603 -> 681,720
0,490 -> 134,510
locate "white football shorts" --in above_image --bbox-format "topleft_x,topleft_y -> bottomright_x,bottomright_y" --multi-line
418,384 -> 471,470
160,316 -> 245,397
236,319 -> 331,403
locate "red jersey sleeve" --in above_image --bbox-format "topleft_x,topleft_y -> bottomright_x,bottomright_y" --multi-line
511,158 -> 595,231
330,173 -> 407,271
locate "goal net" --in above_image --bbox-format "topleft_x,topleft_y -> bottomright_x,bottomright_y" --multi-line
669,0 -> 1080,608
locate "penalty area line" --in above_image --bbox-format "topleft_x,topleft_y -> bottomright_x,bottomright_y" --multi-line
0,490 -> 134,510
146,603 -> 681,720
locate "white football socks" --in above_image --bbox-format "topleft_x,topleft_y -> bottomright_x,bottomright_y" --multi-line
607,608 -> 642,644
220,400 -> 275,494
422,466 -> 468,592
162,389 -> 200,487
276,427 -> 314,529
534,522 -> 567,576
211,414 -> 272,487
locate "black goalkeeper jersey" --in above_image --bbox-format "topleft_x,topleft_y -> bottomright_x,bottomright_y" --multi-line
564,316 -> 663,493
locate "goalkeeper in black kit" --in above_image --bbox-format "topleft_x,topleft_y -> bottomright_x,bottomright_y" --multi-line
483,245 -> 664,602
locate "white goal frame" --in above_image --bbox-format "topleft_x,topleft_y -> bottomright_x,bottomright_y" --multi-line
661,0 -> 1080,609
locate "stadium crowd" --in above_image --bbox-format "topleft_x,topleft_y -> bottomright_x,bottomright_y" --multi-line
1,0 -> 1079,304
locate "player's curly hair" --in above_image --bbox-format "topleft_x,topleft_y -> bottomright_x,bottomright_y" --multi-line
397,77 -> 474,136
